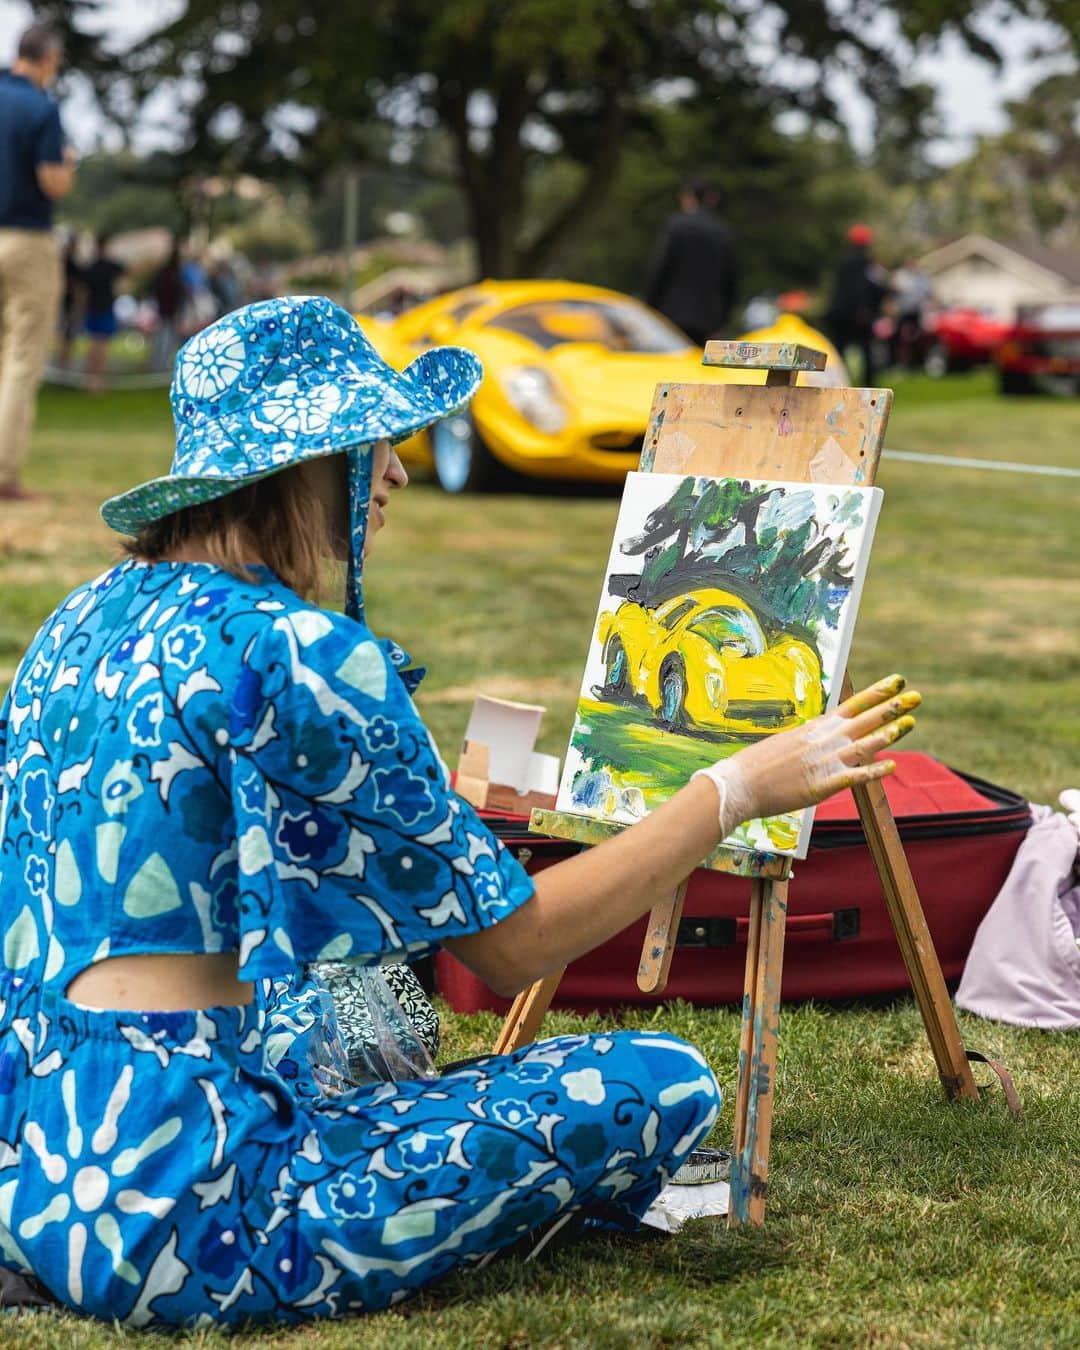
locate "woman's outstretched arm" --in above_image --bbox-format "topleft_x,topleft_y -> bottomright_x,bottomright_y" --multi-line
444,675 -> 920,996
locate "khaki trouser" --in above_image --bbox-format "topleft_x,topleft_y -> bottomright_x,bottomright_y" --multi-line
0,229 -> 61,489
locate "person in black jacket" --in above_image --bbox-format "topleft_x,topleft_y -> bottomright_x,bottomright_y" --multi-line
644,179 -> 738,347
825,224 -> 889,385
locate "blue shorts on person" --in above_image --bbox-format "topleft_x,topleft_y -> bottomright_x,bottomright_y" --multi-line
85,309 -> 117,338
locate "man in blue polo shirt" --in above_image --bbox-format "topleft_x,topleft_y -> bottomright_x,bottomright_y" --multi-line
0,23 -> 75,502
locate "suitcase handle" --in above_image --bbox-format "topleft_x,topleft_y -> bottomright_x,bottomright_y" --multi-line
743,913 -> 827,937
677,908 -> 860,948
739,909 -> 861,941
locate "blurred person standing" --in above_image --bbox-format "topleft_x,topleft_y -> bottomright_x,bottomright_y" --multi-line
82,233 -> 124,393
151,237 -> 185,370
179,250 -> 216,334
644,179 -> 738,347
824,224 -> 888,385
0,23 -> 74,502
889,258 -> 934,367
57,227 -> 84,367
209,252 -> 242,316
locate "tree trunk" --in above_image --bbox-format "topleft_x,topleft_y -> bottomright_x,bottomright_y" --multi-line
518,96 -> 627,276
439,71 -> 531,279
470,198 -> 522,278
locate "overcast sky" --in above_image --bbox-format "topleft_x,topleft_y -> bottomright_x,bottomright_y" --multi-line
0,0 -> 1073,164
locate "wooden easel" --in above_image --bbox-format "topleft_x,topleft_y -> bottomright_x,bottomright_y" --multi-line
495,341 -> 984,1223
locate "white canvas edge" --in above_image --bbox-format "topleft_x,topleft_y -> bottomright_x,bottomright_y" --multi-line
788,483 -> 883,858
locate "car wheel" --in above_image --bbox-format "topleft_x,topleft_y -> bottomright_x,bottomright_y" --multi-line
658,657 -> 687,729
923,343 -> 950,378
999,369 -> 1035,396
602,637 -> 629,698
431,412 -> 501,493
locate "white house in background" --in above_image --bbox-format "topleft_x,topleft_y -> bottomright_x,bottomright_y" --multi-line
915,234 -> 1080,318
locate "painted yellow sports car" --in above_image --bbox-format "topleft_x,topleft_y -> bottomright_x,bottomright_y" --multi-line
597,588 -> 823,733
358,281 -> 843,492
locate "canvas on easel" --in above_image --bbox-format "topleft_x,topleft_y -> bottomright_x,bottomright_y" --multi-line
556,471 -> 883,858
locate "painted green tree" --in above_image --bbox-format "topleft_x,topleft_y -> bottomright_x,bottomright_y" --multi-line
615,478 -> 859,638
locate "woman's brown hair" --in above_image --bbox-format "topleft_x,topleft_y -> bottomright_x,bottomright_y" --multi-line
124,463 -> 338,602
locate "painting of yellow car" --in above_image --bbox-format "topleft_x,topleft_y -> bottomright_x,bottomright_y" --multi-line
358,280 -> 845,492
596,588 -> 823,733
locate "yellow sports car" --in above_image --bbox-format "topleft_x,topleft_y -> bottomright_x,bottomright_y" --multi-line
597,588 -> 823,733
359,280 -> 843,492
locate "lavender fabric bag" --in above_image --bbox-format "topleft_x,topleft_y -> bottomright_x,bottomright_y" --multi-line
956,801 -> 1080,1031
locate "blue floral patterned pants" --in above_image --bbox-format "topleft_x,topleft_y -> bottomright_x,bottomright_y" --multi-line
0,973 -> 720,1327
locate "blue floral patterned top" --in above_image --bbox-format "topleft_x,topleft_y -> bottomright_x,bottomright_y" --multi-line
0,559 -> 534,988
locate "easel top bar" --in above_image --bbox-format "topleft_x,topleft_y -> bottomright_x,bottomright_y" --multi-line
703,340 -> 827,372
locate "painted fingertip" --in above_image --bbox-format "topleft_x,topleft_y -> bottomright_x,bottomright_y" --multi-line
897,691 -> 922,712
889,715 -> 917,741
881,673 -> 905,694
880,759 -> 897,775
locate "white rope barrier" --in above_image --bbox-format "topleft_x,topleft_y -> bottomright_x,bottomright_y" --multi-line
885,448 -> 1080,480
44,365 -> 172,391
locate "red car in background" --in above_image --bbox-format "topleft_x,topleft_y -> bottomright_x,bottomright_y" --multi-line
995,302 -> 1080,395
922,307 -> 1012,377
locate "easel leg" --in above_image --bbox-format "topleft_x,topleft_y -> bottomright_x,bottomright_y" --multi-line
637,879 -> 690,993
729,878 -> 788,1227
730,879 -> 764,1167
852,776 -> 979,1100
493,969 -> 566,1055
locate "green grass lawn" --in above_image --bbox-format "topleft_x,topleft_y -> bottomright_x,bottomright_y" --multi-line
1,373 -> 1078,1347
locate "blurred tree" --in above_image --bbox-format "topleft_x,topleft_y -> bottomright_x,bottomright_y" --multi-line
307,142 -> 469,253
918,71 -> 1080,245
28,0 -> 146,143
55,151 -> 281,242
57,154 -> 185,237
66,0 -> 1074,279
228,206 -> 316,264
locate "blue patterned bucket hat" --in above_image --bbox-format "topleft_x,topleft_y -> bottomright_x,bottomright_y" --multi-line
100,295 -> 482,535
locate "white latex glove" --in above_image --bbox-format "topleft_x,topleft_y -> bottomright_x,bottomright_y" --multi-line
694,674 -> 921,835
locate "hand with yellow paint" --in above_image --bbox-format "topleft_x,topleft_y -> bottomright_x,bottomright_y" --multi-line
694,675 -> 920,830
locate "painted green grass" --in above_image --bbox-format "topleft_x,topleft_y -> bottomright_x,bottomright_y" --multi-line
564,700 -> 802,852
568,696 -> 743,789
1,378 -> 1078,1347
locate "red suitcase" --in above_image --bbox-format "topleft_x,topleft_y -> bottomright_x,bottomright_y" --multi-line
435,752 -> 1032,1013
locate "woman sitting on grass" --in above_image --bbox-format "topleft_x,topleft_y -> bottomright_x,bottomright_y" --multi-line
0,296 -> 918,1327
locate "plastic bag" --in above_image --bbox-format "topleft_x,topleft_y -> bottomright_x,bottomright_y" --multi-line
956,800 -> 1080,1030
309,962 -> 439,1092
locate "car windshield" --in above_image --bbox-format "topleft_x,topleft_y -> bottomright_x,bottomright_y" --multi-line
445,295 -> 488,324
657,598 -> 697,630
689,608 -> 765,657
486,299 -> 691,353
